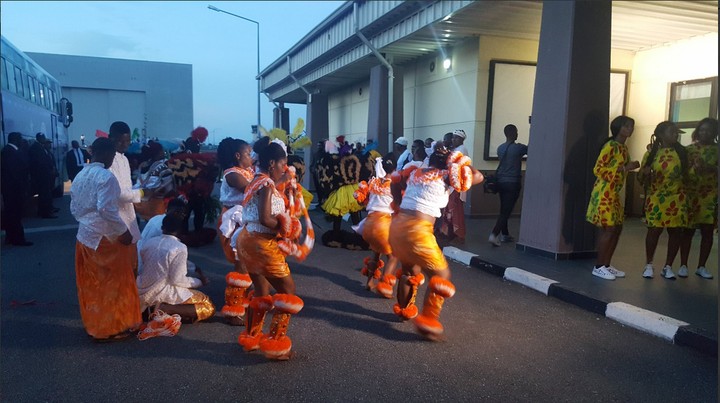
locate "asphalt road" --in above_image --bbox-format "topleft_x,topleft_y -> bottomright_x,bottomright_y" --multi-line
1,207 -> 717,402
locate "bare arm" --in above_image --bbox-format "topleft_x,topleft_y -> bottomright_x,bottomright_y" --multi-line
226,171 -> 251,193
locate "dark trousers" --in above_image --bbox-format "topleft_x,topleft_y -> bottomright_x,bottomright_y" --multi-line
37,176 -> 54,216
183,194 -> 205,232
492,181 -> 521,236
2,191 -> 27,243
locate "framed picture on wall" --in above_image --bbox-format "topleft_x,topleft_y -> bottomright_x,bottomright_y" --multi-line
484,60 -> 628,160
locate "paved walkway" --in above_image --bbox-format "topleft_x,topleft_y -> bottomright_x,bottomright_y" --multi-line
441,215 -> 718,342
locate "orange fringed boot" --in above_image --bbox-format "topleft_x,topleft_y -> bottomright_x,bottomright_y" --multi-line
414,276 -> 456,340
237,295 -> 273,351
360,257 -> 384,290
376,273 -> 397,299
393,273 -> 425,320
222,272 -> 252,325
259,294 -> 304,360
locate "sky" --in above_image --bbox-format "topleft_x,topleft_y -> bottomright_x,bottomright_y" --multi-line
0,0 -> 345,142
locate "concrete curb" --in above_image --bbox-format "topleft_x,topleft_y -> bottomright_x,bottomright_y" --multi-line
443,246 -> 718,357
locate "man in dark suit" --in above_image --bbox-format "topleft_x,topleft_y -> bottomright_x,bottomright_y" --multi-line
66,140 -> 90,181
1,132 -> 33,246
29,133 -> 58,218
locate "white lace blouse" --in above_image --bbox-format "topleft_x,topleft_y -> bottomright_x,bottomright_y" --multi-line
399,169 -> 451,218
137,234 -> 202,309
243,180 -> 285,234
70,162 -> 128,250
109,152 -> 142,243
219,168 -> 249,207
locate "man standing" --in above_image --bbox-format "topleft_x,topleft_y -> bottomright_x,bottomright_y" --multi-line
394,137 -> 411,169
29,133 -> 58,218
1,132 -> 33,246
107,121 -> 148,273
489,124 -> 528,246
66,140 -> 90,181
71,137 -> 141,341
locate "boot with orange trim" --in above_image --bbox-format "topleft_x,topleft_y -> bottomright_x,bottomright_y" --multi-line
392,272 -> 425,320
221,272 -> 252,326
237,295 -> 273,351
360,256 -> 384,291
414,276 -> 456,341
376,256 -> 399,299
259,294 -> 304,360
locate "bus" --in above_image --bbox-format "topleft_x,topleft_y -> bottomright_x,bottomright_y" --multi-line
1,35 -> 73,191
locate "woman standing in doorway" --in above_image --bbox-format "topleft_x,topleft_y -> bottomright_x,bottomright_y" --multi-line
585,116 -> 640,280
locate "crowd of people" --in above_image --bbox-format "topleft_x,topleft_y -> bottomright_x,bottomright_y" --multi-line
2,115 -> 715,358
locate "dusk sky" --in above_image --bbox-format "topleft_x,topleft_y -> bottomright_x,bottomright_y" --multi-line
1,1 -> 345,142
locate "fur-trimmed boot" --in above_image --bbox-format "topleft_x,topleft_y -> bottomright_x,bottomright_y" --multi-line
259,294 -> 304,360
376,273 -> 397,299
222,272 -> 252,325
237,295 -> 273,351
360,257 -> 384,290
414,276 -> 456,339
393,273 -> 425,320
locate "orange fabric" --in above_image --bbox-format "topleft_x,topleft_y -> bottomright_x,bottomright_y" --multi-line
183,289 -> 215,322
441,191 -> 465,239
389,214 -> 448,272
237,228 -> 290,278
218,206 -> 237,264
75,239 -> 142,339
361,212 -> 393,255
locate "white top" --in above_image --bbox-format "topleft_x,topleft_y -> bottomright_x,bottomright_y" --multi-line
137,234 -> 202,310
396,149 -> 412,170
138,213 -> 164,250
70,162 -> 128,250
399,169 -> 451,218
243,180 -> 285,234
108,152 -> 142,243
365,177 -> 394,214
219,168 -> 246,207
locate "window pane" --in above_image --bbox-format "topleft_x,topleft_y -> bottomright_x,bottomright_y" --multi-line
671,81 -> 713,122
29,77 -> 36,103
13,66 -> 23,97
6,61 -> 16,94
0,58 -> 7,91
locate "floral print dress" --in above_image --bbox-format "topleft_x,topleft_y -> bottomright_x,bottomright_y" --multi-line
586,140 -> 629,226
686,143 -> 718,227
640,148 -> 688,228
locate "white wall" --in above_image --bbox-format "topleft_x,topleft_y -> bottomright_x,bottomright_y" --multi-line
625,33 -> 719,161
328,81 -> 370,145
27,53 -> 193,144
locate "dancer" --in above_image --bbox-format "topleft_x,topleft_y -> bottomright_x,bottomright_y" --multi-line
353,154 -> 399,298
679,117 -> 718,279
389,143 -> 483,340
236,137 -> 306,360
216,137 -> 255,325
639,121 -> 689,279
586,116 -> 640,280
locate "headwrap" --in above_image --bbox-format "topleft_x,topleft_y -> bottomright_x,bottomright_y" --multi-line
374,157 -> 387,179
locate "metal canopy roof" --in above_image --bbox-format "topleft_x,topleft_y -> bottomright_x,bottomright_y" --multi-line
263,0 -> 718,104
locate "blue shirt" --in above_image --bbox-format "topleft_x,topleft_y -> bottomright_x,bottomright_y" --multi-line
496,142 -> 528,183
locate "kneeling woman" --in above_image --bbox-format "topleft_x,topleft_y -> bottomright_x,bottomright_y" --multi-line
237,137 -> 303,360
389,144 -> 483,340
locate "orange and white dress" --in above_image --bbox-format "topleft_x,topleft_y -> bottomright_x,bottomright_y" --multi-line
357,177 -> 394,255
218,166 -> 255,263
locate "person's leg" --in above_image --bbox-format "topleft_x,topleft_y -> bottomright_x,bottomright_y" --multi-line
679,227 -> 694,268
500,183 -> 521,237
394,264 -> 423,320
376,255 -> 399,299
595,227 -> 613,267
238,273 -> 273,351
665,228 -> 682,267
158,303 -> 199,323
697,224 -> 714,269
2,192 -> 26,244
414,268 -> 454,341
606,225 -> 623,266
261,275 -> 302,360
645,227 -> 663,264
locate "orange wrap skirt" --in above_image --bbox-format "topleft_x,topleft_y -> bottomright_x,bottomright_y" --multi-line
237,228 -> 290,279
388,213 -> 448,272
362,212 -> 393,255
184,290 -> 216,322
75,238 -> 142,339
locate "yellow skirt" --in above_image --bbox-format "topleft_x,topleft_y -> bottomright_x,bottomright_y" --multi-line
322,184 -> 364,216
389,213 -> 448,272
362,212 -> 392,255
237,228 -> 290,279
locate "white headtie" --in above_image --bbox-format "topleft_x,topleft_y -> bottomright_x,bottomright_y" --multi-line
270,138 -> 288,156
374,157 -> 387,178
324,140 -> 339,154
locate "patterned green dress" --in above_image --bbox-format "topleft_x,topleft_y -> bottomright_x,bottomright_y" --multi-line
685,143 -> 718,227
586,140 -> 629,226
640,148 -> 688,228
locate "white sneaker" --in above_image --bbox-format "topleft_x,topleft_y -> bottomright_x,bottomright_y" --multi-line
606,265 -> 625,278
677,265 -> 689,278
488,233 -> 501,247
661,265 -> 676,280
696,267 -> 713,279
592,266 -> 616,280
642,264 -> 654,279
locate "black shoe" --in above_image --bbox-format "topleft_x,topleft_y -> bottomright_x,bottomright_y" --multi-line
40,214 -> 58,219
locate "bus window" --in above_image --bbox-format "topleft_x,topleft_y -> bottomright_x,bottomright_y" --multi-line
6,60 -> 16,94
13,66 -> 23,98
0,58 -> 6,91
28,76 -> 36,103
23,72 -> 31,101
39,85 -> 46,109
